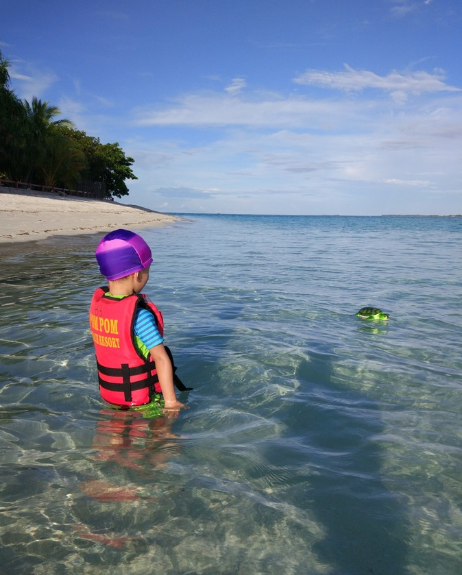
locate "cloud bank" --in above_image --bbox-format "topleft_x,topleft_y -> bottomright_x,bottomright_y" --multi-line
126,65 -> 462,214
294,65 -> 461,103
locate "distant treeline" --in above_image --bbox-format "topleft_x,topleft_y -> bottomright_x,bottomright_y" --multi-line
0,49 -> 137,199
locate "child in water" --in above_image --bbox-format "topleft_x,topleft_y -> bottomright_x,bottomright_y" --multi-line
89,228 -> 188,413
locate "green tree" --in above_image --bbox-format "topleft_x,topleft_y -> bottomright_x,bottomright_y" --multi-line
0,50 -> 10,88
23,97 -> 74,183
1,48 -> 137,198
62,128 -> 137,198
93,141 -> 138,198
0,50 -> 29,180
39,127 -> 86,188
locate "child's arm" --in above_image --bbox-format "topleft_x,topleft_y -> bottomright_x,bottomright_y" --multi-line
150,344 -> 188,412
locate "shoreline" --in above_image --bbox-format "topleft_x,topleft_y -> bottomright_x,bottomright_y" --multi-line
0,188 -> 179,247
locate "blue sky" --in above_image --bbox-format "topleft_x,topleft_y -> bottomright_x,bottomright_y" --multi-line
2,0 -> 461,215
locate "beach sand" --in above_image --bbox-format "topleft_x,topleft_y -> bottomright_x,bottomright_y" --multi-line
0,188 -> 178,246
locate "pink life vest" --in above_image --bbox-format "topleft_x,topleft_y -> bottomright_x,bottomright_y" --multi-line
89,287 -> 164,406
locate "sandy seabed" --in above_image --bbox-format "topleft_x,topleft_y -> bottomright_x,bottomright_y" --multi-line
0,188 -> 178,245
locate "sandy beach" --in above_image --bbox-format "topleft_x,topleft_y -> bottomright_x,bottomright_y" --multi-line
0,188 -> 178,245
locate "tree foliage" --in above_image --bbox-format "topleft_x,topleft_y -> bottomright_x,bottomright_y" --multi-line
22,97 -> 75,183
0,49 -> 137,198
61,128 -> 137,198
0,52 -> 29,180
39,128 -> 87,188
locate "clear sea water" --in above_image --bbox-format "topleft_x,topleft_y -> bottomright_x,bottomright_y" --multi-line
0,214 -> 461,575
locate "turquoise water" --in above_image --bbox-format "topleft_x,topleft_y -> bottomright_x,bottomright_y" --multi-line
0,214 -> 461,575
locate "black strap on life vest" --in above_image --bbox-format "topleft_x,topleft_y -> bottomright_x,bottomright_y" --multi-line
97,346 -> 192,399
164,346 -> 193,392
97,360 -> 159,402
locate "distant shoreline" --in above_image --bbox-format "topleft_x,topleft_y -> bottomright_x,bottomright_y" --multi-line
175,212 -> 462,218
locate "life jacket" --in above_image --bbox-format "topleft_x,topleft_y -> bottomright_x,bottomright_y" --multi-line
89,287 -> 164,406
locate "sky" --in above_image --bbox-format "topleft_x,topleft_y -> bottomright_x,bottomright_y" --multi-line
1,0 -> 462,215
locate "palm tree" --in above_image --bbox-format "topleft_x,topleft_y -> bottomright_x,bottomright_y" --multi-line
0,51 -> 10,88
40,128 -> 86,188
23,97 -> 74,182
0,50 -> 29,180
24,97 -> 73,133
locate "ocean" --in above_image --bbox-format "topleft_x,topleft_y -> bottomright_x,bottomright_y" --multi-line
0,214 -> 461,575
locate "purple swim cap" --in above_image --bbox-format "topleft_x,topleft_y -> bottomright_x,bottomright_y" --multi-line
95,229 -> 153,280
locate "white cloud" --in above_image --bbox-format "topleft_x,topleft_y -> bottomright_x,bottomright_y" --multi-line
132,93 -> 357,129
387,0 -> 417,17
9,62 -> 57,101
9,70 -> 32,82
388,0 -> 435,17
126,149 -> 175,170
294,65 -> 461,100
391,4 -> 416,17
384,178 -> 432,187
153,187 -> 214,199
131,68 -> 461,141
58,96 -> 86,117
125,80 -> 462,214
94,95 -> 115,108
225,77 -> 247,96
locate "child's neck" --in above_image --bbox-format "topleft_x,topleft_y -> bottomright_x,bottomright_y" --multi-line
107,280 -> 135,297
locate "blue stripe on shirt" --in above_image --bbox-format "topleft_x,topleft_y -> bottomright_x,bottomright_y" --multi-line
134,308 -> 163,349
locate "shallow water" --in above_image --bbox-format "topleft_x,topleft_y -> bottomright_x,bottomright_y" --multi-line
0,215 -> 461,575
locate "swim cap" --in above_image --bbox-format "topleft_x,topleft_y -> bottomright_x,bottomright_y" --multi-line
95,229 -> 153,280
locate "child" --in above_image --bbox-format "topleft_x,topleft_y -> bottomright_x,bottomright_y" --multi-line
89,228 -> 189,413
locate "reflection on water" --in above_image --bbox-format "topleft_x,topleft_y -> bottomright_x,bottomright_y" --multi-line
1,217 -> 462,574
82,409 -> 181,500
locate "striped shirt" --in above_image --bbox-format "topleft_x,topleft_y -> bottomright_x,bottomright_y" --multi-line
102,293 -> 163,356
134,307 -> 163,350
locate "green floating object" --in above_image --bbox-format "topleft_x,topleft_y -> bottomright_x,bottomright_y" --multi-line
132,394 -> 165,418
356,307 -> 389,321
